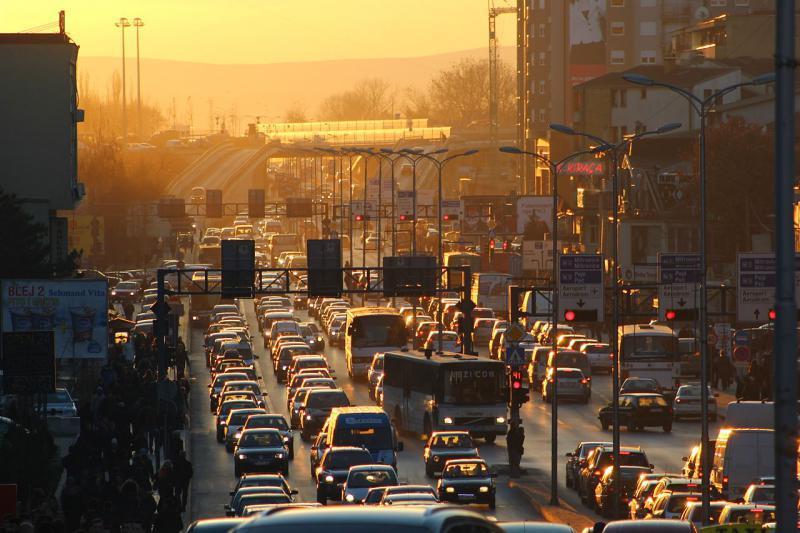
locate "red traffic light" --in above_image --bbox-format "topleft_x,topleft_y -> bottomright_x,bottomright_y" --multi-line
512,380 -> 522,390
502,239 -> 510,250
665,310 -> 677,320
488,238 -> 496,249
564,310 -> 576,321
769,309 -> 777,320
355,214 -> 364,221
399,214 -> 413,221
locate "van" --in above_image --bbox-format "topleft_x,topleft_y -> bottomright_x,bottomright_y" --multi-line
724,401 -> 774,429
321,406 -> 403,470
546,350 -> 591,376
527,347 -> 551,390
711,428 -> 774,499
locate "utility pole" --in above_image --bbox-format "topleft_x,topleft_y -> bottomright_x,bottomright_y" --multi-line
133,18 -> 144,138
115,17 -> 130,142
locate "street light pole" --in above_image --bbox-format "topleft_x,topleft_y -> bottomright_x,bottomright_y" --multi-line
114,18 -> 130,142
622,72 -> 774,524
133,18 -> 144,137
499,144 -> 608,506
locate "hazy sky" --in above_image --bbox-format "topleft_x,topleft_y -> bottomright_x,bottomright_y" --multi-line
2,0 -> 518,64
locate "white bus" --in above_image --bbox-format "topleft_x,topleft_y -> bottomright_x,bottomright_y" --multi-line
345,307 -> 407,379
470,272 -> 512,317
618,324 -> 681,394
382,351 -> 507,443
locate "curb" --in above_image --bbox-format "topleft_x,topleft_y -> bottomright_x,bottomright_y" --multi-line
508,478 -> 595,531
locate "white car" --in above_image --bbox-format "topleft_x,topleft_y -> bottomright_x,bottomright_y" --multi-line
424,330 -> 460,352
673,384 -> 717,421
46,388 -> 78,417
580,343 -> 613,373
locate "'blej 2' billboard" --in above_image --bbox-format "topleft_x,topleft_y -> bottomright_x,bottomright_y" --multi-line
2,279 -> 108,359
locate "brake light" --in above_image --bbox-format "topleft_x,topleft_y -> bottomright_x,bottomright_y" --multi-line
620,451 -> 631,455
595,470 -> 602,476
609,353 -> 614,359
581,379 -> 589,384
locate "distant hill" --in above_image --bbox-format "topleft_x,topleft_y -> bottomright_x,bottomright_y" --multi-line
78,46 -> 515,131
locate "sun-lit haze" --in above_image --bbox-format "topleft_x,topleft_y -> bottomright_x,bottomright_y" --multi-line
1,0 -> 516,64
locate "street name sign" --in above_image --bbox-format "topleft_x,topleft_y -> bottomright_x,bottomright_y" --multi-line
558,254 -> 604,322
657,253 -> 701,321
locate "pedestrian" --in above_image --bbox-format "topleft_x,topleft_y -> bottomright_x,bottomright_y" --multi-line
175,337 -> 187,379
506,421 -> 525,478
173,450 -> 193,511
153,494 -> 183,533
122,300 -> 135,321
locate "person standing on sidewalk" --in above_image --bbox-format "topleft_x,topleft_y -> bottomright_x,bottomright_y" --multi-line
506,421 -> 524,478
173,450 -> 193,512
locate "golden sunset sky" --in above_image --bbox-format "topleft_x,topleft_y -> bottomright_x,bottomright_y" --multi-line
1,0 -> 517,63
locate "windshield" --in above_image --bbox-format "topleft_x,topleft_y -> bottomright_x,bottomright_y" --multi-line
239,432 -> 283,448
442,365 -> 503,405
638,396 -> 669,407
325,451 -> 373,470
46,390 -> 70,403
229,410 -> 260,425
347,469 -> 397,488
444,462 -> 489,478
728,508 -> 776,524
333,423 -> 393,450
306,391 -> 349,409
667,495 -> 698,513
431,434 -> 474,449
247,416 -> 288,430
352,315 -> 407,348
621,334 -> 679,361
624,379 -> 659,391
299,325 -> 313,336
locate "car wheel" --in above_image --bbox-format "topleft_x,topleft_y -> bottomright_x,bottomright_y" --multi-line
282,467 -> 289,477
234,466 -> 240,478
216,428 -> 224,442
484,434 -> 496,444
566,475 -> 572,489
301,429 -> 310,442
663,423 -> 672,433
289,444 -> 294,460
317,491 -> 327,505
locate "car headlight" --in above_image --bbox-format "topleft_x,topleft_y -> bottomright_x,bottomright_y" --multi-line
345,493 -> 355,502
479,486 -> 490,493
282,366 -> 288,370
496,416 -> 506,424
433,456 -> 440,462
443,417 -> 454,424
283,436 -> 290,443
316,336 -> 323,342
111,291 -> 117,296
445,487 -> 455,493
325,475 -> 334,483
275,453 -> 285,459
234,432 -> 242,439
306,415 -> 312,420
238,454 -> 248,460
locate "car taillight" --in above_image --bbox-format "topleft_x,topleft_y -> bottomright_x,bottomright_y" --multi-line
609,353 -> 614,359
675,398 -> 682,403
581,379 -> 589,384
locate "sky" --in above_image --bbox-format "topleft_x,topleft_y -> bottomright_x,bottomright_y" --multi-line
1,0 -> 519,64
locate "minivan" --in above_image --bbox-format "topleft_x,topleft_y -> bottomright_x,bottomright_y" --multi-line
711,428 -> 774,499
546,350 -> 591,377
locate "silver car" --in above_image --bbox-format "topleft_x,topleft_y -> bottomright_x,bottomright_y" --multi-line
45,388 -> 78,417
342,464 -> 398,504
673,384 -> 717,421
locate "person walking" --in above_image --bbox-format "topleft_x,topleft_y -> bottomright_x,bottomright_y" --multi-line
173,450 -> 193,512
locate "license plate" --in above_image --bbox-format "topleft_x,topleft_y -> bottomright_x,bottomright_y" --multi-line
458,493 -> 476,500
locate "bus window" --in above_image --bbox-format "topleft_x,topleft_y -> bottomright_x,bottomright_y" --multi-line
442,366 -> 503,405
352,316 -> 407,348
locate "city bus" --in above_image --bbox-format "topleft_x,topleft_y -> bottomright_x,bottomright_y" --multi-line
382,351 -> 507,442
344,307 -> 407,379
444,251 -> 482,290
618,324 -> 681,395
470,272 -> 512,317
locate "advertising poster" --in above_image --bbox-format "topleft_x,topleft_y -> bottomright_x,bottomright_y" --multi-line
68,215 -> 105,256
516,196 -> 552,236
1,280 -> 108,359
569,0 -> 607,87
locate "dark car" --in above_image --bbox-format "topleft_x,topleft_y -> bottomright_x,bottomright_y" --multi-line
234,429 -> 289,477
185,518 -> 246,533
315,446 -> 375,504
110,280 -> 142,302
578,446 -> 652,506
565,441 -> 611,489
436,459 -> 496,509
228,492 -> 292,517
309,431 -> 329,479
619,377 -> 662,395
227,486 -> 293,516
241,414 -> 294,459
300,322 -> 325,352
593,465 -> 652,518
598,393 -> 673,433
542,367 -> 591,403
423,431 -> 480,477
595,520 -> 699,532
229,473 -> 295,499
300,389 -> 350,441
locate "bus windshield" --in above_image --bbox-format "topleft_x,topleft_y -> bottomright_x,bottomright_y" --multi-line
621,335 -> 679,361
333,425 -> 393,450
442,365 -> 503,405
352,315 -> 407,348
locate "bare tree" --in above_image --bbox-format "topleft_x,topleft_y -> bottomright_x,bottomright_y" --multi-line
318,78 -> 393,120
284,102 -> 309,123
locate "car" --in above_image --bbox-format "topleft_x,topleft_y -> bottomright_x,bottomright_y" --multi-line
241,414 -> 294,459
565,441 -> 611,489
185,518 -> 247,533
717,503 -> 776,525
300,388 -> 351,441
45,388 -> 78,417
229,473 -> 296,499
619,377 -> 662,395
110,280 -> 142,302
208,372 -> 249,411
647,492 -> 702,520
646,477 -> 704,516
300,322 -> 325,352
598,393 -> 673,433
216,399 -> 259,442
235,506 -> 505,531
471,318 -> 498,347
580,343 -> 613,374
577,446 -> 652,505
227,486 -> 293,516
743,482 -> 775,505
593,466 -> 652,518
628,477 -> 661,520
423,431 -> 480,478
498,523 -> 576,533
424,330 -> 460,352
594,520 -> 698,532
224,408 -> 267,452
673,384 -> 718,421
226,492 -> 292,517
309,431 -> 329,479
436,459 -> 495,509
542,367 -> 591,403
234,429 -> 290,477
342,464 -> 399,504
367,353 -> 385,401
381,493 -> 439,506
315,446 -> 375,504
380,485 -> 438,503
679,500 -> 727,528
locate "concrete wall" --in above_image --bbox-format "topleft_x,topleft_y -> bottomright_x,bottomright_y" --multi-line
0,35 -> 83,210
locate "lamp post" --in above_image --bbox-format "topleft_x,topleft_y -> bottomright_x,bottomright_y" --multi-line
376,149 -> 405,257
419,150 -> 480,353
550,121 -> 682,515
132,18 -> 144,137
398,148 -> 448,255
114,18 -> 130,142
499,143 -> 609,506
621,71 -> 774,524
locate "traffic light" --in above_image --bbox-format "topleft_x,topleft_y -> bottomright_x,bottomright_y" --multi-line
443,213 -> 459,221
509,369 -> 530,406
665,308 -> 699,321
767,309 -> 800,321
248,189 -> 265,218
488,238 -> 495,265
355,214 -> 364,222
502,239 -> 510,251
206,189 -> 223,218
399,214 -> 414,221
564,309 -> 598,322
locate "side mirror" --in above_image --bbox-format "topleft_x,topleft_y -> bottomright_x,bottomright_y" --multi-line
681,456 -> 688,462
397,441 -> 405,452
565,452 -> 574,457
229,491 -> 234,496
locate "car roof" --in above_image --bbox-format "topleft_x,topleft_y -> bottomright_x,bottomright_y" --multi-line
443,458 -> 487,466
431,430 -> 471,437
497,522 -> 576,533
188,518 -> 247,531
621,392 -> 664,397
601,520 -> 695,531
349,464 -> 396,472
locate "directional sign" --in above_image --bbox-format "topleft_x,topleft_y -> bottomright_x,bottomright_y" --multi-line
657,253 -> 701,321
2,331 -> 55,394
737,252 -> 800,323
558,254 -> 604,322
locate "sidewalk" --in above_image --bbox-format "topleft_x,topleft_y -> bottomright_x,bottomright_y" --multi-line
506,469 -> 596,531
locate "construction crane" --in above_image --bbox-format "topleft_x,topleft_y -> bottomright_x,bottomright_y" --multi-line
488,0 -> 516,148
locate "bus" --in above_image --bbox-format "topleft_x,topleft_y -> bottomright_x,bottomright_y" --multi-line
344,308 -> 407,379
382,351 -> 507,442
618,324 -> 681,394
444,252 -> 482,289
470,272 -> 512,317
321,406 -> 403,470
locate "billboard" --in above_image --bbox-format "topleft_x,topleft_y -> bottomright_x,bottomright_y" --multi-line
569,0 -> 607,87
68,215 -> 105,256
1,280 -> 108,359
516,196 -> 552,235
